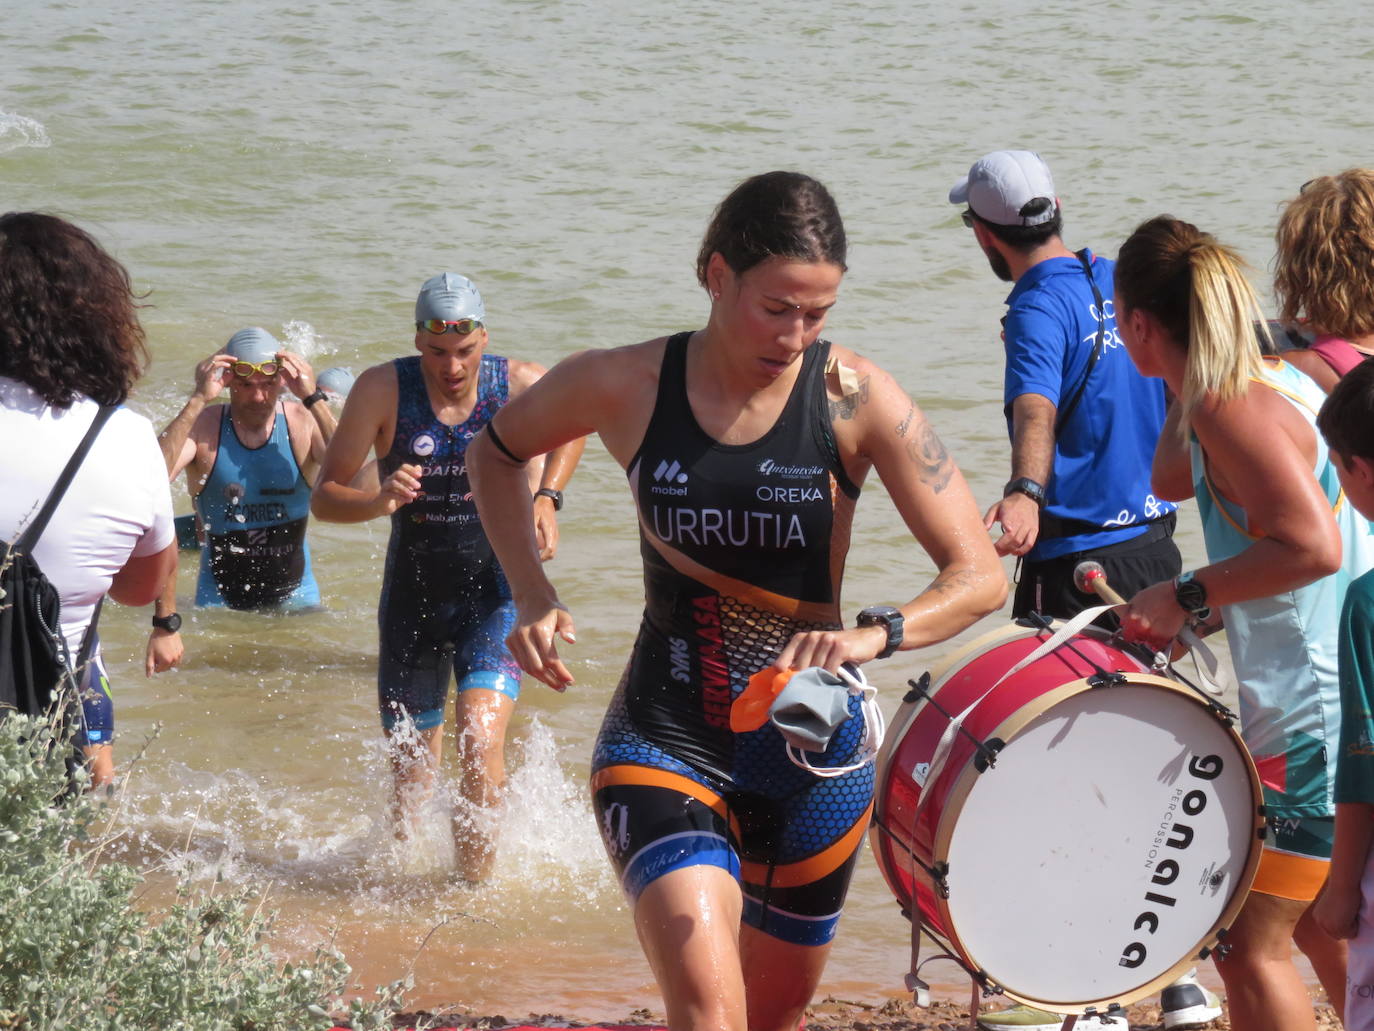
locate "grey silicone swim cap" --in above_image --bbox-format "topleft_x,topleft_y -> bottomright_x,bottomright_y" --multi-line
415,272 -> 485,324
769,667 -> 852,752
316,366 -> 355,398
224,327 -> 281,364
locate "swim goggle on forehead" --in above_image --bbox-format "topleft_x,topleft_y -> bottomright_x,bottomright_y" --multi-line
230,358 -> 280,378
417,318 -> 483,335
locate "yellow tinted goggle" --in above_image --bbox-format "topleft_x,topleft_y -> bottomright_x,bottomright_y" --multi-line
418,318 -> 483,336
231,359 -> 279,378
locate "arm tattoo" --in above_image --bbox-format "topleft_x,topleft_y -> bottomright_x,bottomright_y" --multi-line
926,568 -> 976,596
827,375 -> 870,421
896,404 -> 914,438
907,420 -> 953,493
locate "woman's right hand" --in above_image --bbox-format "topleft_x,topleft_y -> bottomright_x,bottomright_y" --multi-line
507,597 -> 577,691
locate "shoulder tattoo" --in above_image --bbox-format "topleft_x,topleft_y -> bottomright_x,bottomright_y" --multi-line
827,375 -> 870,421
896,404 -> 915,438
907,419 -> 953,493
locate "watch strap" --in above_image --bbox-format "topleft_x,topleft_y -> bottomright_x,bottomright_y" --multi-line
535,487 -> 564,511
857,605 -> 904,660
1004,476 -> 1047,508
303,389 -> 328,408
151,612 -> 182,633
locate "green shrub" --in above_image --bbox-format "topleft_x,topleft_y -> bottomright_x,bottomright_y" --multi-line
0,713 -> 403,1030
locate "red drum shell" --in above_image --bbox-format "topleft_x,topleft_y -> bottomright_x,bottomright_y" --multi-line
870,622 -> 1262,1011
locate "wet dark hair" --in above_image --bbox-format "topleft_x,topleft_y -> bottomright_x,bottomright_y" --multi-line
971,204 -> 1063,251
0,212 -> 148,407
695,171 -> 847,287
1317,357 -> 1374,463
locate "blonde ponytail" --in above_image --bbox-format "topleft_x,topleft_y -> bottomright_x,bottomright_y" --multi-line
1178,241 -> 1265,433
1116,216 -> 1265,439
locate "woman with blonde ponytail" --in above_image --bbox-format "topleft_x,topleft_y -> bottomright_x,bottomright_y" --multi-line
1115,215 -> 1374,1031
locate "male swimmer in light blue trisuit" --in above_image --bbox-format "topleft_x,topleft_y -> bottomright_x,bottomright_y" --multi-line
311,273 -> 583,881
147,328 -> 338,671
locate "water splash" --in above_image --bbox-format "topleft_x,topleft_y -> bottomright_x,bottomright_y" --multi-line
279,319 -> 321,359
0,110 -> 51,153
112,713 -> 616,920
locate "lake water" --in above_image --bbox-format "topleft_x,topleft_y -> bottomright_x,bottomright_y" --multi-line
4,0 -> 1368,1015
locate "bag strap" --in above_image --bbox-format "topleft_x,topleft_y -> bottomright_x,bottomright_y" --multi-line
1053,250 -> 1107,437
14,405 -> 116,552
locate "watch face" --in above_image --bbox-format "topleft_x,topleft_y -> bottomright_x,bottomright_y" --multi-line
155,612 -> 182,632
1176,580 -> 1207,612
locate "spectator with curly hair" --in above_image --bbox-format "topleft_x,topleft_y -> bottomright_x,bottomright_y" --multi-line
0,212 -> 177,788
1275,169 -> 1374,392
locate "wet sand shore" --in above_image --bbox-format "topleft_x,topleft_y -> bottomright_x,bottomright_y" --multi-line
379,990 -> 1341,1031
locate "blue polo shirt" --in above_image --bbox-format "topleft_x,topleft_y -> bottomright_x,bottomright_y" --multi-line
1002,249 -> 1175,560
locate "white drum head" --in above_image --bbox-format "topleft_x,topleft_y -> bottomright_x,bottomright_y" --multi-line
943,682 -> 1257,1006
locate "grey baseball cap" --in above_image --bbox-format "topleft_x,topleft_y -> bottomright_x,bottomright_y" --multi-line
316,366 -> 355,398
415,272 -> 485,324
224,327 -> 280,364
949,150 -> 1059,227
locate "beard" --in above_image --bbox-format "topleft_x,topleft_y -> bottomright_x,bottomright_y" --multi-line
985,246 -> 1013,283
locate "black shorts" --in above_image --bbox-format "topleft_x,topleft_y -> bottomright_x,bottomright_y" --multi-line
1012,516 -> 1181,628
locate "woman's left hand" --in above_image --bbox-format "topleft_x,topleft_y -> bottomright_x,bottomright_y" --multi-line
1120,579 -> 1188,652
775,625 -> 888,675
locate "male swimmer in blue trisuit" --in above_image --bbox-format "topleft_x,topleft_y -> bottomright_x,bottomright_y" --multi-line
149,329 -> 337,674
312,274 -> 583,881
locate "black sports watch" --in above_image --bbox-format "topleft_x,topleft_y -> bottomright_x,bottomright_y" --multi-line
534,487 -> 564,511
857,605 -> 904,660
1003,476 -> 1047,508
151,612 -> 182,633
302,389 -> 329,408
1174,571 -> 1209,615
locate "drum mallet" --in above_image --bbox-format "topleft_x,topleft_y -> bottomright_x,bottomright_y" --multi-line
1074,560 -> 1207,655
1073,560 -> 1124,606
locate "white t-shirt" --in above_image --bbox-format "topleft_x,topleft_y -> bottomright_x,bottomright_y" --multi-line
0,376 -> 175,657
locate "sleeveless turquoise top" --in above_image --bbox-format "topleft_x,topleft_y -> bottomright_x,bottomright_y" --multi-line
1193,358 -> 1374,819
194,403 -> 319,610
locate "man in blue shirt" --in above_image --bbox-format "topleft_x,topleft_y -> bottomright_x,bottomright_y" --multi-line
950,152 -> 1207,1031
951,150 -> 1180,625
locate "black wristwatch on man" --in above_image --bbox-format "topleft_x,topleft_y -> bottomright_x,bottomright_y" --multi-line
1003,476 -> 1047,508
534,487 -> 564,511
857,605 -> 904,660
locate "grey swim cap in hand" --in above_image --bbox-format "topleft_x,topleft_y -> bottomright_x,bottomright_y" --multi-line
769,667 -> 853,752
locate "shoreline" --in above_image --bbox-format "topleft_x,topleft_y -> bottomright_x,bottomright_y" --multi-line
379,992 -> 1343,1030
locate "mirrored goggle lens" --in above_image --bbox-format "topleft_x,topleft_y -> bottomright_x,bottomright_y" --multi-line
419,318 -> 482,335
232,360 -> 279,378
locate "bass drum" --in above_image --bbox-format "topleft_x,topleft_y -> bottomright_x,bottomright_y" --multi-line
870,621 -> 1263,1012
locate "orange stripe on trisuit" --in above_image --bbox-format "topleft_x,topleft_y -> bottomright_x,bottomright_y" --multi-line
739,801 -> 873,888
590,764 -> 739,837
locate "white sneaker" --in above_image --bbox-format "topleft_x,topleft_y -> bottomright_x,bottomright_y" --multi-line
1160,969 -> 1223,1030
976,1004 -> 1127,1030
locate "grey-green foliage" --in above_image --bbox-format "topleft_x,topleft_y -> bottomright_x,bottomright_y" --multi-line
0,713 -> 405,1030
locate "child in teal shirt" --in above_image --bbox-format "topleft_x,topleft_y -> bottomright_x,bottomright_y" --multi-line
1315,358 -> 1374,1030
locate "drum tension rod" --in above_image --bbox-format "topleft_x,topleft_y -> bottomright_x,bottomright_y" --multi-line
876,823 -> 948,890
904,672 -> 1004,772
